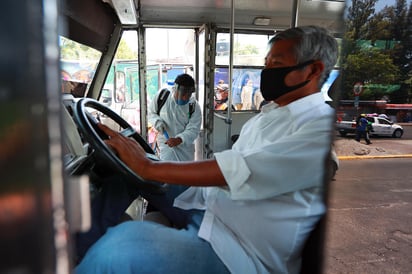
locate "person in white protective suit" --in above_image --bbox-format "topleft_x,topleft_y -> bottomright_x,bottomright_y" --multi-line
148,73 -> 202,161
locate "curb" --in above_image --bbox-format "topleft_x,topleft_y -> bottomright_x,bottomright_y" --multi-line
338,154 -> 412,160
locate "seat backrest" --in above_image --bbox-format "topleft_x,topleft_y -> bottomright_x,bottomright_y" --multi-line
299,214 -> 327,274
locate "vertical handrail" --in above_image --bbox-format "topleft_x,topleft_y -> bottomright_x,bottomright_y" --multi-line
291,0 -> 300,28
225,0 -> 235,149
138,26 -> 148,140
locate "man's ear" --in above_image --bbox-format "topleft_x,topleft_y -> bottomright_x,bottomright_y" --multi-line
308,61 -> 324,80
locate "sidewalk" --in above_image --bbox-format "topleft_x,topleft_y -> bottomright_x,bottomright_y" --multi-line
334,138 -> 412,160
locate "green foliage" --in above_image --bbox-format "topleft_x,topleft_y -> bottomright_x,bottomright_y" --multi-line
60,37 -> 101,60
365,12 -> 392,41
60,36 -> 137,61
362,84 -> 401,100
115,39 -> 137,60
346,0 -> 378,40
234,41 -> 259,55
340,0 -> 412,103
343,48 -> 399,99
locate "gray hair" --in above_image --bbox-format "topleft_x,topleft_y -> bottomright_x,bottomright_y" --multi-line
269,25 -> 339,88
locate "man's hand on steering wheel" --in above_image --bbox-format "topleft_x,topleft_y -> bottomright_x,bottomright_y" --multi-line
72,98 -> 167,194
98,123 -> 149,178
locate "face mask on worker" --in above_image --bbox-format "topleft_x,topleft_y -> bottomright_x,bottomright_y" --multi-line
173,84 -> 194,105
260,60 -> 313,101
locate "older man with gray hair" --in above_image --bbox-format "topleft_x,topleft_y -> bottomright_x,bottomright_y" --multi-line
77,25 -> 339,274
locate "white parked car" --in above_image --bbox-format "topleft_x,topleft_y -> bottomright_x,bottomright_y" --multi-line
366,116 -> 403,138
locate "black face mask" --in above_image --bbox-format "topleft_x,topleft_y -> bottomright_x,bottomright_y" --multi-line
260,60 -> 314,101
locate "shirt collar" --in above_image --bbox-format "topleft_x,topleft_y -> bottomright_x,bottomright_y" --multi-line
261,92 -> 325,116
260,101 -> 279,113
286,92 -> 325,117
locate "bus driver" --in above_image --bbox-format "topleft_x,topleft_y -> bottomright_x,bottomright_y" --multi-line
76,25 -> 339,274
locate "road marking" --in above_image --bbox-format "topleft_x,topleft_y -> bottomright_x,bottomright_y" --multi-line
339,154 -> 412,160
390,189 -> 412,192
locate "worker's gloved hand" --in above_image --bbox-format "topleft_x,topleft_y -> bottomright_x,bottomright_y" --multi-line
154,120 -> 166,132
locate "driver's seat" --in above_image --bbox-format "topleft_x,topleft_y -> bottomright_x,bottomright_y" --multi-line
299,214 -> 327,274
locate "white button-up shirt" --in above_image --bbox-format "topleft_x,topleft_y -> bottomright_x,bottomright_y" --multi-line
174,92 -> 334,274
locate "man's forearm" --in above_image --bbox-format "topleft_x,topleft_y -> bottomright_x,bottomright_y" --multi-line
137,159 -> 227,187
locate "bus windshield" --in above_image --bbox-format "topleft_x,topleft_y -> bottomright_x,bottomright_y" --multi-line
60,36 -> 101,96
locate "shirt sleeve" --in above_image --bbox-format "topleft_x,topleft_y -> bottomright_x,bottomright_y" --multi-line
214,118 -> 332,200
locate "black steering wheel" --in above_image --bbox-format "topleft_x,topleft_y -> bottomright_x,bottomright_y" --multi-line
73,98 -> 167,194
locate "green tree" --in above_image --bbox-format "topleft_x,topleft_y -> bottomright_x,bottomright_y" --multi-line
392,0 -> 408,41
114,39 -> 137,60
342,49 -> 399,100
387,0 -> 412,102
341,0 -> 411,103
234,41 -> 259,55
60,37 -> 101,60
346,0 -> 378,40
364,11 -> 392,42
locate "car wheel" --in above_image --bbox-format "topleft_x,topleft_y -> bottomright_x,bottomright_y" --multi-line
392,129 -> 403,138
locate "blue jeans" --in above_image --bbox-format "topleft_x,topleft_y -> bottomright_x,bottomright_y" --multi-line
75,176 -> 229,274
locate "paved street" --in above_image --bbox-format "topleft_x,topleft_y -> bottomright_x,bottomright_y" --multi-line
323,158 -> 412,273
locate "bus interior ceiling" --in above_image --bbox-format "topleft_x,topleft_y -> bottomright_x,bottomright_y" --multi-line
137,0 -> 344,31
62,0 -> 345,48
